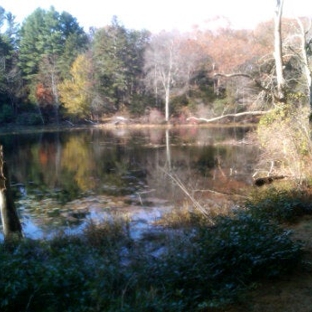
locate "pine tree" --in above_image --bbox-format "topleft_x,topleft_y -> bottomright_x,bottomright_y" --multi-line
18,6 -> 88,121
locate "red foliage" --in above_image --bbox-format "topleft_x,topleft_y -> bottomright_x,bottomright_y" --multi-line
35,83 -> 53,106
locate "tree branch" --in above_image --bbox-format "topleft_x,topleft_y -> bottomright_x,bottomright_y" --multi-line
214,73 -> 269,92
187,110 -> 271,123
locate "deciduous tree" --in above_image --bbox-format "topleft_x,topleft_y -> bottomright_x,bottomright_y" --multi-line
18,6 -> 88,121
191,25 -> 273,112
282,17 -> 312,107
144,31 -> 198,122
274,0 -> 286,102
58,54 -> 92,119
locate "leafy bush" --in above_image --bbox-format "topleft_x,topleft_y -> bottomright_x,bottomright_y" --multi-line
0,236 -> 128,312
139,212 -> 302,309
0,209 -> 303,311
16,113 -> 43,125
0,104 -> 14,123
245,187 -> 312,223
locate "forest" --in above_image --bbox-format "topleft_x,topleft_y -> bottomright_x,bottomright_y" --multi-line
0,4 -> 311,126
2,2 -> 312,311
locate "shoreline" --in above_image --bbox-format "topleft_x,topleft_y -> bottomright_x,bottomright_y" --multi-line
0,121 -> 257,136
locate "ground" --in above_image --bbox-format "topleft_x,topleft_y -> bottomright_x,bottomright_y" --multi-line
225,215 -> 312,312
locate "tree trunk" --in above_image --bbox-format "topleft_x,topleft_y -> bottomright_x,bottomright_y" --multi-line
165,87 -> 170,122
0,146 -> 22,239
51,69 -> 60,124
164,48 -> 173,123
165,129 -> 172,170
297,17 -> 312,107
274,0 -> 286,102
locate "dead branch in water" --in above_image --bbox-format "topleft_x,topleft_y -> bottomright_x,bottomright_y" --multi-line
159,167 -> 213,222
187,111 -> 270,123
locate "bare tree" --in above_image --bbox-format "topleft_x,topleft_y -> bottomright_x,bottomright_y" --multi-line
144,32 -> 192,122
294,17 -> 312,107
255,4 -> 312,181
274,0 -> 286,102
270,14 -> 312,108
206,1 -> 286,117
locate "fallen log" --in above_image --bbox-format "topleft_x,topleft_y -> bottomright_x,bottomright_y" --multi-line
254,175 -> 286,187
187,111 -> 270,123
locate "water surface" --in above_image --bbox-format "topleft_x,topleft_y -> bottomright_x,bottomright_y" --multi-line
0,126 -> 258,239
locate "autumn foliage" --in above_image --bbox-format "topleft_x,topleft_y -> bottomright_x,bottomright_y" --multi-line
1,5 -> 312,124
58,54 -> 92,119
35,83 -> 53,106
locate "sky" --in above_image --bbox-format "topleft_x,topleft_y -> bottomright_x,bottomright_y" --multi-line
1,0 -> 312,33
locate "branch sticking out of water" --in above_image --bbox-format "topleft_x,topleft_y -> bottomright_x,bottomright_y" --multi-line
159,167 -> 214,224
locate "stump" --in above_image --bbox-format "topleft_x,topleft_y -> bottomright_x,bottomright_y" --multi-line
0,146 -> 23,239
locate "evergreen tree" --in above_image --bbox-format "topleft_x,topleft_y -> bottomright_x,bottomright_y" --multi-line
18,6 -> 88,122
0,6 -> 21,122
92,17 -> 150,113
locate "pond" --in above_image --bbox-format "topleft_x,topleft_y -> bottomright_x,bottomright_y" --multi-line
0,126 -> 259,239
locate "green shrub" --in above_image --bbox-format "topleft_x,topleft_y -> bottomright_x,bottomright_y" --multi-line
0,210 -> 303,311
16,113 -> 43,125
0,104 -> 14,123
133,212 -> 302,309
0,239 -> 87,311
245,187 -> 312,223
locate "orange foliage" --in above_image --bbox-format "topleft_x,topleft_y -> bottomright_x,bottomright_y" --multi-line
190,17 -> 302,76
38,143 -> 57,166
35,83 -> 53,106
192,25 -> 273,74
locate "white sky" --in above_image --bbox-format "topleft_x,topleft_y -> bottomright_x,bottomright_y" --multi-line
1,0 -> 312,33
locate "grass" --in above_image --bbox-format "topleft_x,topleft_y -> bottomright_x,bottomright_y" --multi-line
1,183 -> 312,311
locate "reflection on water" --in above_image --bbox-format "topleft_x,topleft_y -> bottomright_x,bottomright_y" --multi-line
0,126 -> 258,239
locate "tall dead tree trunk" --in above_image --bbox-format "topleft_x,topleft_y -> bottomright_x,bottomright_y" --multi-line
0,146 -> 22,239
274,0 -> 286,102
296,17 -> 312,107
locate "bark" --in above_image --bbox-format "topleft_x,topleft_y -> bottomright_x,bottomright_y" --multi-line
186,110 -> 270,123
274,0 -> 286,102
162,46 -> 173,122
165,129 -> 172,170
296,17 -> 312,107
0,146 -> 22,239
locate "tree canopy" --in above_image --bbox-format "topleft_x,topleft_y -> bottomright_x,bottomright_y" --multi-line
0,5 -> 311,125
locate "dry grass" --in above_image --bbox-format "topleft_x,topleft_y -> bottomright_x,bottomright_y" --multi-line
256,105 -> 312,181
155,200 -> 235,229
